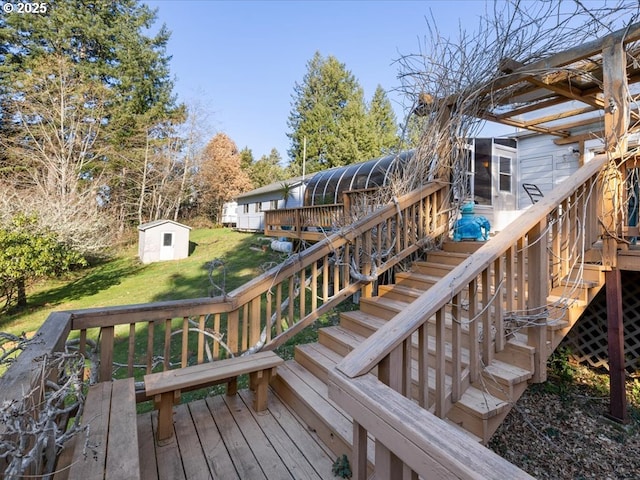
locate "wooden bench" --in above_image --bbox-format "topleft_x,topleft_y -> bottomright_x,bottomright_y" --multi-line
144,350 -> 284,443
64,378 -> 140,480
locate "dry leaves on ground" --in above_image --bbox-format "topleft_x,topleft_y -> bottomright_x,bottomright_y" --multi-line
489,366 -> 640,480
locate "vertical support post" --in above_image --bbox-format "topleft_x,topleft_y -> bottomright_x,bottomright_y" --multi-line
605,268 -> 628,423
602,38 -> 628,156
527,220 -> 549,383
352,421 -> 368,480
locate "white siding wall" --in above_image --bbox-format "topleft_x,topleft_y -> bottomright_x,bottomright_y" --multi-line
237,185 -> 305,232
517,134 -> 581,209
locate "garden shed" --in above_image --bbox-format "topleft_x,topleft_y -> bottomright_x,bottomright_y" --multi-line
138,219 -> 191,264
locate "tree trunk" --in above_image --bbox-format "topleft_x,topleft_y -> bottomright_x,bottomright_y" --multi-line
17,278 -> 27,308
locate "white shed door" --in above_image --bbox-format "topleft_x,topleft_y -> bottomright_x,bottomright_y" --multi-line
160,232 -> 174,260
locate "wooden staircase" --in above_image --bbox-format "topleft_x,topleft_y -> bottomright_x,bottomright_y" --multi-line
270,240 -> 606,467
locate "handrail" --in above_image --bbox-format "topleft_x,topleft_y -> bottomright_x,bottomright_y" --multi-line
328,370 -> 535,479
330,154 -> 610,478
4,180 -> 449,387
337,153 -> 609,379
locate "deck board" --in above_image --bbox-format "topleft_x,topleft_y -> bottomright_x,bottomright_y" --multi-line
188,400 -> 239,479
137,387 -> 333,479
238,390 -> 334,479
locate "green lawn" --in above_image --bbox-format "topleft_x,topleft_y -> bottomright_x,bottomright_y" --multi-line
0,228 -> 285,336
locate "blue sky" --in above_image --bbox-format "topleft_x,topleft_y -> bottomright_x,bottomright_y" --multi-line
146,1 -> 500,163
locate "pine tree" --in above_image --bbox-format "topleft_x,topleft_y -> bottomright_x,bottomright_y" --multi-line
287,52 -> 377,174
368,86 -> 399,154
249,149 -> 287,188
0,0 -> 180,240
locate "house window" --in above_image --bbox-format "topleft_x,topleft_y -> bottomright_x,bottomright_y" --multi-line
499,156 -> 512,192
243,204 -> 249,214
270,200 -> 278,210
162,232 -> 173,247
256,202 -> 262,212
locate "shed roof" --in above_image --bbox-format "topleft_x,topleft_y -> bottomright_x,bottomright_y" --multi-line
137,219 -> 192,231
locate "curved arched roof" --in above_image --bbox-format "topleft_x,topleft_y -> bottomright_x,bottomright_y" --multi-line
304,151 -> 414,206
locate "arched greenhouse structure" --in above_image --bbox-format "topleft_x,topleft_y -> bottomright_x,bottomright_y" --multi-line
303,150 -> 414,206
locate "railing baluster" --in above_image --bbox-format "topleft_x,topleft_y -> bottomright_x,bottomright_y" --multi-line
250,298 -> 261,347
127,323 -> 135,377
517,237 -> 526,312
560,198 -> 570,278
418,322 -> 429,409
227,310 -> 239,355
468,278 -> 479,383
322,256 -> 329,302
163,319 -> 171,370
494,256 -> 505,352
481,268 -> 492,366
435,307 -> 445,418
197,314 -> 205,364
266,292 -> 272,344
505,246 -> 515,315
242,303 -> 249,351
299,268 -> 307,320
288,276 -> 295,326
352,421 -> 368,480
146,320 -> 155,374
276,284 -> 282,335
451,293 -> 461,402
311,262 -> 318,311
99,326 -> 114,382
181,316 -> 189,368
213,313 -> 220,359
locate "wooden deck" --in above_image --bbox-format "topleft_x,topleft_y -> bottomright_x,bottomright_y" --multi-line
136,389 -> 335,480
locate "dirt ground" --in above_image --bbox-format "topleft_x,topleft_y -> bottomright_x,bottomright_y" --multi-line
488,364 -> 640,480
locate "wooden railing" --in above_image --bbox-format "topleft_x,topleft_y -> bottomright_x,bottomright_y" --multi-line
329,153 -> 611,479
264,187 -> 385,239
1,181 -> 449,405
264,204 -> 344,238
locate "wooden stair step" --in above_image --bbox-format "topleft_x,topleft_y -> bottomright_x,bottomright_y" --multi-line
294,343 -> 344,383
455,385 -> 509,420
425,250 -> 470,266
318,326 -> 368,357
378,284 -> 426,302
359,296 -> 411,320
271,361 -> 375,467
412,260 -> 457,277
442,240 -> 486,254
339,310 -> 388,338
494,338 -> 536,373
394,271 -> 441,289
482,359 -> 531,386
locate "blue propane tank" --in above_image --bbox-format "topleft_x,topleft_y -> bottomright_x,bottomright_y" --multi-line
453,203 -> 490,241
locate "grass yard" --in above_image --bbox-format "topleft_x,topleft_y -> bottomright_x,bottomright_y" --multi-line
0,228 -> 286,336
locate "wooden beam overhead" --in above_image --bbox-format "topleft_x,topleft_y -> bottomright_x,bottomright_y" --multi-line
487,22 -> 640,93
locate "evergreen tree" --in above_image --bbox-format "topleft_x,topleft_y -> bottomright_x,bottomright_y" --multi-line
287,52 -> 377,174
368,86 -> 399,154
0,0 -> 180,239
240,147 -> 254,172
249,149 -> 286,188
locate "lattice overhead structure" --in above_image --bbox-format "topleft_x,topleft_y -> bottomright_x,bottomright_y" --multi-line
561,271 -> 640,376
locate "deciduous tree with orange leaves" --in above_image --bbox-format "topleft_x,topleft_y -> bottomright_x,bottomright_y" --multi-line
197,133 -> 252,223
